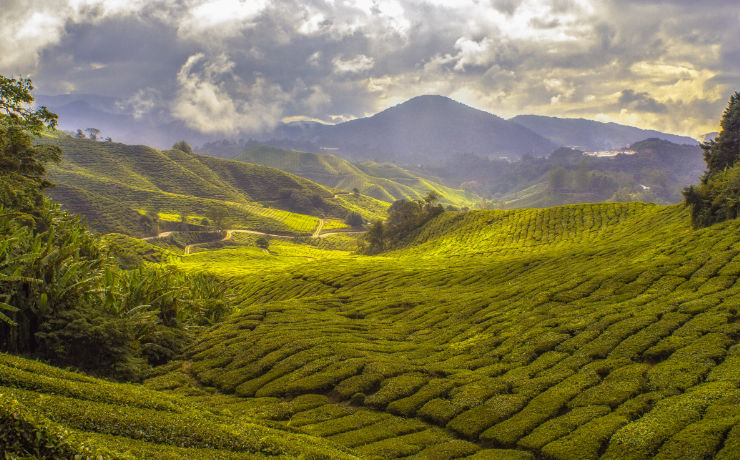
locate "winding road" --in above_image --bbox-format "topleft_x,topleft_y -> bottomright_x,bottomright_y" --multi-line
144,219 -> 366,255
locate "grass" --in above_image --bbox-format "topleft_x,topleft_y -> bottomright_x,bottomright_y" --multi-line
142,202 -> 740,459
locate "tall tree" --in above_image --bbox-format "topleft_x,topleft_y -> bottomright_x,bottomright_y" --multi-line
683,91 -> 740,227
0,75 -> 61,213
701,92 -> 740,178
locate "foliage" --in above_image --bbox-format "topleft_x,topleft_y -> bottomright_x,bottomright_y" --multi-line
362,191 -> 444,253
0,76 -> 62,215
0,76 -> 57,135
155,202 -> 740,459
345,211 -> 363,227
684,92 -> 740,227
172,140 -> 194,154
0,353 -> 357,459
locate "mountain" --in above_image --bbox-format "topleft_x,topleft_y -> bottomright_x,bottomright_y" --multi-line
510,114 -> 699,151
39,134 -> 387,237
269,95 -> 558,162
232,145 -> 481,206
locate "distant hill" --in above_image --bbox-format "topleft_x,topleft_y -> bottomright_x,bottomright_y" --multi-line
497,138 -> 705,209
247,95 -> 558,163
233,145 -> 481,207
510,114 -> 699,151
40,135 -> 387,237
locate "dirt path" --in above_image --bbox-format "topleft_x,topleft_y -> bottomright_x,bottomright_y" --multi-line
312,219 -> 325,238
142,231 -> 174,241
317,231 -> 366,238
181,229 -> 297,255
146,224 -> 365,255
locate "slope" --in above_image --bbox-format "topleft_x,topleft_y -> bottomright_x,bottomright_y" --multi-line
39,136 -> 385,236
511,114 -> 699,151
158,202 -> 740,459
0,353 -> 356,459
232,145 -> 480,206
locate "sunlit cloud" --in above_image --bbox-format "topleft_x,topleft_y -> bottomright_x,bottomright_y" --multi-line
0,0 -> 737,139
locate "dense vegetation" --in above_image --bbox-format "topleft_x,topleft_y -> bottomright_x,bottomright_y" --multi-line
0,76 -> 231,381
154,202 -> 740,459
683,92 -> 740,227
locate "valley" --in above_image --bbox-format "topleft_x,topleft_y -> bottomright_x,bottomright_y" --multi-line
1,65 -> 738,458
3,201 -> 739,458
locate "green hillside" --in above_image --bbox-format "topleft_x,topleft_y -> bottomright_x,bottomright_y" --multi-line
148,202 -> 740,459
232,146 -> 480,207
39,136 -> 386,237
0,353 -> 356,458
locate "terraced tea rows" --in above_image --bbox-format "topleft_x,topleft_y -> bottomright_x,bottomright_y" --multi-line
158,203 -> 740,459
40,136 -> 383,236
0,353 -> 357,458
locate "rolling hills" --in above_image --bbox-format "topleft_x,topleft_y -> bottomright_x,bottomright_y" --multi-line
38,134 -> 388,237
136,201 -> 740,459
232,145 -> 480,207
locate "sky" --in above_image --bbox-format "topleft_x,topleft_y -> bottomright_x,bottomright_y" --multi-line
1,0 -> 739,139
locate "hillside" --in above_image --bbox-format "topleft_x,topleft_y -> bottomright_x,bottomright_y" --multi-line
39,135 -> 387,237
417,138 -> 704,208
141,202 -> 740,459
232,145 -> 480,206
0,353 -> 356,458
510,115 -> 699,151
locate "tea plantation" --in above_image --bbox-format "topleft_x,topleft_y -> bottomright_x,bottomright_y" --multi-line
38,135 -> 387,237
153,202 -> 739,459
2,201 -> 739,458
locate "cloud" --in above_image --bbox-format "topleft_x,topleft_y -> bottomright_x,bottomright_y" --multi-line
0,0 -> 738,140
116,87 -> 162,119
333,55 -> 375,75
177,0 -> 269,41
618,89 -> 668,113
171,53 -> 287,134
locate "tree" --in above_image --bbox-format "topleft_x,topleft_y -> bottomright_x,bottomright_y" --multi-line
683,91 -> 740,227
345,211 -> 363,227
1,75 -> 61,213
206,205 -> 229,230
701,92 -> 740,178
85,128 -> 101,141
172,140 -> 194,154
0,76 -> 57,135
255,237 -> 269,250
548,166 -> 568,191
364,220 -> 386,254
75,129 -> 86,139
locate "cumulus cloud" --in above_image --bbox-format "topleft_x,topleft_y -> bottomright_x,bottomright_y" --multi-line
333,55 -> 375,75
171,53 -> 287,134
0,0 -> 738,139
